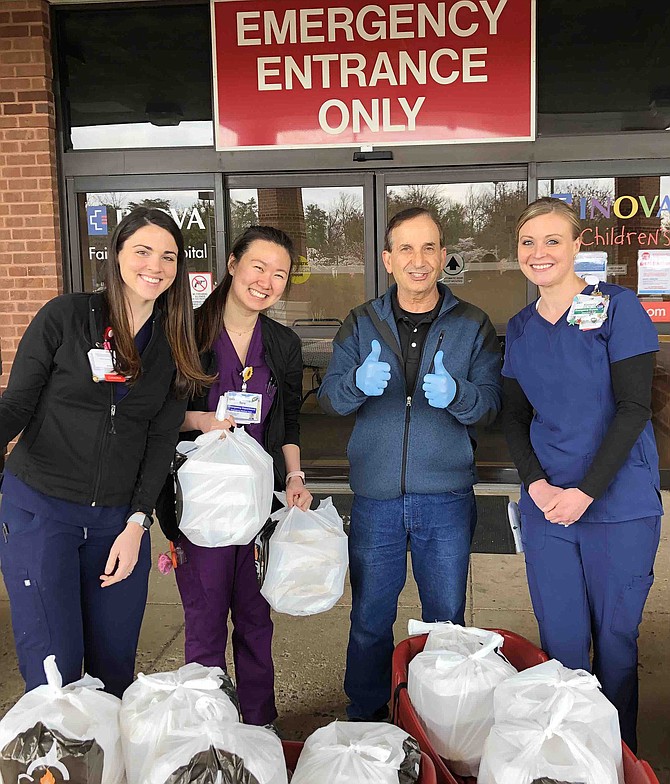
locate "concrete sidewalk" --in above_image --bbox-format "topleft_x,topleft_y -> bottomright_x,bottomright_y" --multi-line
0,488 -> 668,782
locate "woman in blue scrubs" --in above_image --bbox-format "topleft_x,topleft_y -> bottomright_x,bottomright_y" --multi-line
503,197 -> 662,752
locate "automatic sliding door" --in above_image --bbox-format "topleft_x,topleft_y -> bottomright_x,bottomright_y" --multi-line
226,174 -> 375,475
384,173 -> 529,479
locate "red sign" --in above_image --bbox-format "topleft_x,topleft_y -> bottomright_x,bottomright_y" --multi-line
641,300 -> 670,323
212,0 -> 535,150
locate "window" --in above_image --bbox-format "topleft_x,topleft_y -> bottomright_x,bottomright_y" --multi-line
57,4 -> 213,150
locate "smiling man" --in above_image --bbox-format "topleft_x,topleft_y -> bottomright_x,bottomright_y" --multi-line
318,207 -> 502,722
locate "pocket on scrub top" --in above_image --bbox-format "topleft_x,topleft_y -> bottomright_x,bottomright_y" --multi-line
611,573 -> 655,636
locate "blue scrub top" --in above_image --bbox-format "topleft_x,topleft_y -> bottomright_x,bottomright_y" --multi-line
503,283 -> 662,523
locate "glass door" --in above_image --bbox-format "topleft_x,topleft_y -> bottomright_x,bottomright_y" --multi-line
225,173 -> 376,477
66,175 -> 221,298
381,168 -> 530,480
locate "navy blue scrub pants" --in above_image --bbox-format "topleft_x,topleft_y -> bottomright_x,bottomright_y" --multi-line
522,514 -> 660,753
0,496 -> 151,698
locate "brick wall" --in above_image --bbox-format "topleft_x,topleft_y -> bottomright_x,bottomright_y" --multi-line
0,0 -> 62,395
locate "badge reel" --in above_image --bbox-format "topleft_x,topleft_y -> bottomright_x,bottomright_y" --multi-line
566,275 -> 610,331
87,327 -> 126,383
216,365 -> 262,426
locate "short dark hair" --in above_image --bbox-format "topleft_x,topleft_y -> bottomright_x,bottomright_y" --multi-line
384,207 -> 444,252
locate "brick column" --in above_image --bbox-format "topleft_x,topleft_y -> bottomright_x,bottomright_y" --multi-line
257,188 -> 308,258
0,0 -> 63,394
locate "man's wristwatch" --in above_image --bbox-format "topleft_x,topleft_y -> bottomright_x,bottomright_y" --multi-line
127,512 -> 153,531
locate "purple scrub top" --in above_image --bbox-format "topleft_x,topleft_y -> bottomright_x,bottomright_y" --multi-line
207,319 -> 276,446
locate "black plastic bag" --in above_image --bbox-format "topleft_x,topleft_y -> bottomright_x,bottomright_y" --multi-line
531,778 -> 585,784
398,736 -> 422,784
0,721 -> 104,783
254,518 -> 278,587
162,745 -> 262,784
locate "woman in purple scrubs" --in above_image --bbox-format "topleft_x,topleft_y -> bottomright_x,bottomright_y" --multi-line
163,225 -> 312,729
503,197 -> 662,751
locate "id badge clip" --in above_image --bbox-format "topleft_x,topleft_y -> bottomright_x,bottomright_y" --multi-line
87,327 -> 126,382
216,391 -> 262,425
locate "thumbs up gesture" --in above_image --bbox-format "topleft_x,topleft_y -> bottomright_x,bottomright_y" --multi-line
422,351 -> 457,408
355,340 -> 391,396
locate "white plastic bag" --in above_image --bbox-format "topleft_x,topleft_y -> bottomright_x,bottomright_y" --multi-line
0,655 -> 125,784
120,663 -> 239,784
291,721 -> 420,784
146,721 -> 287,784
407,628 -> 517,777
408,619 -> 505,657
493,659 -> 623,783
260,497 -> 348,615
177,428 -> 274,547
478,691 -> 619,784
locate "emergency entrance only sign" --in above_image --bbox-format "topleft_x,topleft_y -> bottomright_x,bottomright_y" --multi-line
212,0 -> 535,149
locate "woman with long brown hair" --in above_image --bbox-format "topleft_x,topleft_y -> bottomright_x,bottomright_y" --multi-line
159,224 -> 312,730
0,206 -> 208,697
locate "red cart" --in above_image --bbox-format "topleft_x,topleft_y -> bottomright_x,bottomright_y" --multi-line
282,738 -> 438,783
391,630 -> 659,784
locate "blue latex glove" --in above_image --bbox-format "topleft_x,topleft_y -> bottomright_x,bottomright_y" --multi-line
422,351 -> 457,408
355,340 -> 391,396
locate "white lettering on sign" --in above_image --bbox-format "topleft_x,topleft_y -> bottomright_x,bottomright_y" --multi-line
216,0 -> 527,147
115,207 -> 206,230
238,1 -> 508,45
257,48 -> 487,91
319,96 -> 425,134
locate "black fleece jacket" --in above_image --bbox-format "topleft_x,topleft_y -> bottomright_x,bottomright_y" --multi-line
0,293 -> 186,514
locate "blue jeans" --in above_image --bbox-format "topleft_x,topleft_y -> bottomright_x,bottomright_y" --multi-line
345,490 -> 476,720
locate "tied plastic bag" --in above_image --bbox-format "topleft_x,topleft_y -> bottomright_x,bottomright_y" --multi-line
259,496 -> 348,616
407,623 -> 517,778
478,690 -> 619,784
0,655 -> 124,784
177,428 -> 274,547
493,659 -> 623,784
145,721 -> 287,784
120,664 -> 240,784
408,619 -> 505,657
291,722 -> 421,784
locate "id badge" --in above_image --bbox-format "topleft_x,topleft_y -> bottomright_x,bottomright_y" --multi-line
86,348 -> 125,382
219,391 -> 262,424
567,294 -> 609,331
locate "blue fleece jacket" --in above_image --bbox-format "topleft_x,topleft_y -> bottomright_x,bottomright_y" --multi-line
318,283 -> 502,500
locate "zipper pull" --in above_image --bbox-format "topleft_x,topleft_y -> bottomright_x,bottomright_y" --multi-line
110,403 -> 116,434
2,523 -> 8,543
406,396 -> 412,407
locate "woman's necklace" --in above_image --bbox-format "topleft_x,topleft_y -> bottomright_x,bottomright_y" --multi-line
224,322 -> 256,336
